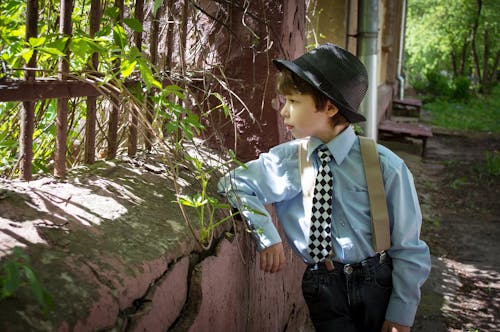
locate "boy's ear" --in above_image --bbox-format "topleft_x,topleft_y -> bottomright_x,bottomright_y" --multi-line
326,101 -> 339,117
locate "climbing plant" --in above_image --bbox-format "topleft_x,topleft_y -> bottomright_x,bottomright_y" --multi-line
1,0 -> 275,251
0,247 -> 55,316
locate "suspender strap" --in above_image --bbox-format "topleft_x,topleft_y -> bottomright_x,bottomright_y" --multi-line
299,139 -> 315,224
298,136 -> 391,253
359,136 -> 391,252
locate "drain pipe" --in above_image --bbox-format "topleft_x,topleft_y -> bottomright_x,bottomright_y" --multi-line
396,0 -> 407,100
357,0 -> 379,140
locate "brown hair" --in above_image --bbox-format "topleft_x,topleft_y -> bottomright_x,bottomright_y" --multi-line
276,69 -> 348,125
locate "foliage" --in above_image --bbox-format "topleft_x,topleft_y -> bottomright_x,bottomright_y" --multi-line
425,84 -> 500,133
406,0 -> 500,93
485,150 -> 500,177
175,154 -> 240,248
0,247 -> 55,316
422,72 -> 471,101
0,0 -> 251,250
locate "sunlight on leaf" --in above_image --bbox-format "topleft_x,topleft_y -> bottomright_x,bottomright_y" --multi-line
120,59 -> 137,78
20,48 -> 33,63
28,37 -> 45,47
38,47 -> 65,57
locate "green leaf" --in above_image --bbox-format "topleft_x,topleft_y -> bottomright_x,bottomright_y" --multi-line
128,46 -> 142,59
138,62 -> 161,89
210,92 -> 230,117
120,59 -> 137,78
163,85 -> 185,99
104,7 -> 119,21
23,265 -> 43,302
2,262 -> 20,297
20,48 -> 34,63
113,25 -> 127,49
22,265 -> 54,314
70,37 -> 91,58
228,150 -> 247,169
28,37 -> 45,47
124,18 -> 143,32
38,47 -> 65,56
242,205 -> 267,216
47,37 -> 69,53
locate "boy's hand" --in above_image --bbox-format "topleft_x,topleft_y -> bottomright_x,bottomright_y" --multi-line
259,243 -> 286,273
380,321 -> 410,332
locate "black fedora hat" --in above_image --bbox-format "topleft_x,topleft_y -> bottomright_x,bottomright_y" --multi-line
273,43 -> 368,123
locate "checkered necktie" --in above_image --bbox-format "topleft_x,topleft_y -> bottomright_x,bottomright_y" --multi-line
308,145 -> 333,263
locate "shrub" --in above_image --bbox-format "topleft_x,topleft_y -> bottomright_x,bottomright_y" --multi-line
451,76 -> 471,100
425,71 -> 452,97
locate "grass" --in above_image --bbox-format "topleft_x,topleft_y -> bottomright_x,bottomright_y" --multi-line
424,85 -> 500,133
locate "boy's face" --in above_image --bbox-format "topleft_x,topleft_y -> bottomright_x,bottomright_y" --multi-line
280,93 -> 338,142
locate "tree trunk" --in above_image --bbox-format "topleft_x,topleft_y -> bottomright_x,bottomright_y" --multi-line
451,49 -> 457,77
482,28 -> 489,86
459,39 -> 468,76
470,0 -> 482,82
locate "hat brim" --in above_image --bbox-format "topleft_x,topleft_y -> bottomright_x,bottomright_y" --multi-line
272,59 -> 366,123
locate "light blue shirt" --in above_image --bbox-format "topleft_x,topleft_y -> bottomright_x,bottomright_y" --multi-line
217,125 -> 431,326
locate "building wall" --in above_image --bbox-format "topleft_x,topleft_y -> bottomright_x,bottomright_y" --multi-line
307,0 -> 403,119
307,0 -> 346,48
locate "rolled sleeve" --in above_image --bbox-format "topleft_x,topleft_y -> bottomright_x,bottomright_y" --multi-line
217,145 -> 298,251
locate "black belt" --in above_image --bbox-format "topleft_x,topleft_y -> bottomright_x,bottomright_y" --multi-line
307,252 -> 389,274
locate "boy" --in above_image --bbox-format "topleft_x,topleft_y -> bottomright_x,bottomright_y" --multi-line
217,44 -> 430,332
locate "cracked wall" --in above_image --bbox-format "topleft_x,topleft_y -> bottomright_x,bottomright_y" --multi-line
0,0 -> 309,330
0,157 -> 309,331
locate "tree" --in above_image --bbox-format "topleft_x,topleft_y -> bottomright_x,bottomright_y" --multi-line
406,0 -> 500,93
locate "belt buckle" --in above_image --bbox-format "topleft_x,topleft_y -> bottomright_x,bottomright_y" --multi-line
379,251 -> 387,264
343,264 -> 354,274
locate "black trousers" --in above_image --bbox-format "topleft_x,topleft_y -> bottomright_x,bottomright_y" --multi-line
302,253 -> 393,332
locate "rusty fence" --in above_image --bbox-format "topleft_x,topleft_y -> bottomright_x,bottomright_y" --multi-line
1,0 -> 272,181
1,0 -> 172,181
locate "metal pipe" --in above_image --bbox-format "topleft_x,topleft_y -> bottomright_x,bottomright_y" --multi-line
397,0 -> 407,100
357,0 -> 379,140
345,0 -> 351,49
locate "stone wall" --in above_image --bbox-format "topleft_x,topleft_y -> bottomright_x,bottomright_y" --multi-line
0,0 -> 310,330
0,158 -> 310,331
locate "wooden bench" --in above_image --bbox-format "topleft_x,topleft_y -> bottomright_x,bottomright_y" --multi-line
378,119 -> 432,157
392,98 -> 423,117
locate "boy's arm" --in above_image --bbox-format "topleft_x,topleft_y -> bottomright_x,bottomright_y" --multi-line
384,162 -> 431,327
217,146 -> 299,252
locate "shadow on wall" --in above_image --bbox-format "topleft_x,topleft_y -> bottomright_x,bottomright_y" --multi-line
0,157 -> 310,331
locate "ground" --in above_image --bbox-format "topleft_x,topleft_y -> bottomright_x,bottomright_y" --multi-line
380,129 -> 500,332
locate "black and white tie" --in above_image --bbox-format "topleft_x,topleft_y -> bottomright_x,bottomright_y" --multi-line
308,145 -> 333,263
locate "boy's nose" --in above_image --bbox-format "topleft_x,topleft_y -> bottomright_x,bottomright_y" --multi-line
280,105 -> 289,118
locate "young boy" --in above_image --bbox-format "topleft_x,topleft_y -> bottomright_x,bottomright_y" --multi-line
217,44 -> 431,332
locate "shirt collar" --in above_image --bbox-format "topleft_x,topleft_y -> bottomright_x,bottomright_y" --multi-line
307,125 -> 356,165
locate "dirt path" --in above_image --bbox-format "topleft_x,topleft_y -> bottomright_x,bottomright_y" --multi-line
381,130 -> 500,332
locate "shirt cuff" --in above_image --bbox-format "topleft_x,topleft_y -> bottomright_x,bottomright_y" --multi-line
241,209 -> 282,251
385,297 -> 418,327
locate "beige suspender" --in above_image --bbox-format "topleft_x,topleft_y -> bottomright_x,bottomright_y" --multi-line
299,139 -> 315,227
298,136 -> 390,253
358,136 -> 391,252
